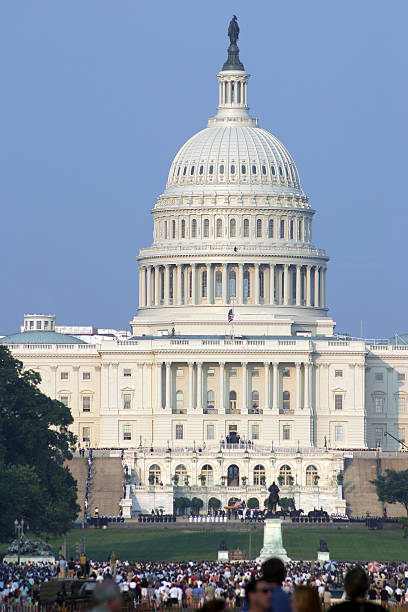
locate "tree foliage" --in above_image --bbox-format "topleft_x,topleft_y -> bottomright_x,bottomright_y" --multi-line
279,497 -> 295,511
190,497 -> 204,511
371,469 -> 408,516
208,497 -> 222,510
0,345 -> 79,539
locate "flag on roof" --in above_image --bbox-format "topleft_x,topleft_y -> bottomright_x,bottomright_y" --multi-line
228,308 -> 234,323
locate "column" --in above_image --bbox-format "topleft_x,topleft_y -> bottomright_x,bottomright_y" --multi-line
141,267 -> 146,306
219,362 -> 225,412
177,264 -> 183,305
296,363 -> 302,410
238,263 -> 244,305
283,264 -> 289,305
314,266 -> 320,307
154,266 -> 160,305
222,264 -> 227,304
165,362 -> 171,410
264,363 -> 270,410
197,362 -> 203,410
146,266 -> 152,306
156,363 -> 162,410
296,265 -> 301,306
164,265 -> 170,306
272,363 -> 279,411
304,363 -> 310,410
321,267 -> 326,308
206,263 -> 211,304
138,267 -> 143,307
254,264 -> 260,304
192,264 -> 197,305
306,266 -> 312,307
242,362 -> 248,412
188,362 -> 194,410
269,264 -> 275,305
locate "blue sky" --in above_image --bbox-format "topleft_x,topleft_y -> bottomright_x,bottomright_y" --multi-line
0,0 -> 407,338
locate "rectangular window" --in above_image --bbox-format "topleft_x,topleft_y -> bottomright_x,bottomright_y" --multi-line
282,368 -> 290,377
229,369 -> 237,377
334,394 -> 343,410
175,424 -> 184,440
83,372 -> 91,380
176,368 -> 184,377
375,396 -> 385,413
228,424 -> 237,433
82,396 -> 91,412
251,369 -> 259,377
282,424 -> 291,440
398,372 -> 406,381
207,369 -> 215,377
60,371 -> 69,380
375,372 -> 384,382
44,321 -> 49,329
123,425 -> 132,441
206,424 -> 215,440
335,370 -> 343,378
123,393 -> 131,410
398,428 -> 405,442
398,396 -> 407,412
82,427 -> 90,442
123,369 -> 131,377
335,425 -> 343,441
36,320 -> 41,329
375,427 -> 383,446
251,424 -> 260,440
60,395 -> 69,406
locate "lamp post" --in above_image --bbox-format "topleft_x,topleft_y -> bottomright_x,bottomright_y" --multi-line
14,519 -> 26,565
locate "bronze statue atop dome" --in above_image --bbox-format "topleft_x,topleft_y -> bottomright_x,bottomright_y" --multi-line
228,15 -> 240,45
222,16 -> 245,72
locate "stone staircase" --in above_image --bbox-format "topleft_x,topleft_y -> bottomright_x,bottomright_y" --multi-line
88,457 -> 124,517
65,457 -> 88,518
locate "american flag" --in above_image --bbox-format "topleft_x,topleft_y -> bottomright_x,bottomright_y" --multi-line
227,308 -> 234,323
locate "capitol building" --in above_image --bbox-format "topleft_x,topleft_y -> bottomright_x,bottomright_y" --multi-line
3,22 -> 408,516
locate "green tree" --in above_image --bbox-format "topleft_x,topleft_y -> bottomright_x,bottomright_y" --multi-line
0,346 -> 79,539
190,497 -> 204,512
371,469 -> 408,516
208,497 -> 221,511
174,497 -> 190,515
247,497 -> 260,509
279,497 -> 295,512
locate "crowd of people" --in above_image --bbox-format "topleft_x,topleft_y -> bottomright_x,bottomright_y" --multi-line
1,554 -> 408,610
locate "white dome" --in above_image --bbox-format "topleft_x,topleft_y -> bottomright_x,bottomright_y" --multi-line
164,125 -> 303,197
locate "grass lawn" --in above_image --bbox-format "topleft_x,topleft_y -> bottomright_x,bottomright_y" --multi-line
2,527 -> 407,562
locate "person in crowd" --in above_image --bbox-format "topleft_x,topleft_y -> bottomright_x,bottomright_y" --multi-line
261,558 -> 291,612
292,585 -> 322,612
244,578 -> 273,612
329,567 -> 387,611
90,579 -> 123,612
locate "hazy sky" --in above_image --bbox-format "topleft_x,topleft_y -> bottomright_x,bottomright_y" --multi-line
1,1 -> 407,338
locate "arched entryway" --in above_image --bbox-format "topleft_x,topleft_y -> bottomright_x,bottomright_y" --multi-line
227,464 -> 240,486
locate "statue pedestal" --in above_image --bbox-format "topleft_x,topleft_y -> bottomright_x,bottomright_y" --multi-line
317,551 -> 330,563
257,518 -> 290,563
217,550 -> 229,561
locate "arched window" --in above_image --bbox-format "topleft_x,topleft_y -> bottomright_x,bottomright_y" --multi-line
215,270 -> 222,297
279,464 -> 292,486
169,267 -> 174,299
191,218 -> 197,238
251,390 -> 259,410
282,391 -> 290,411
243,218 -> 249,237
241,164 -> 247,175
190,165 -> 195,175
229,390 -> 237,411
176,390 -> 183,411
207,390 -> 215,410
271,164 -> 276,176
256,219 -> 262,238
181,219 -> 186,238
244,269 -> 250,298
164,220 -> 168,239
251,165 -> 257,174
279,166 -> 283,176
199,165 -> 204,175
259,269 -> 264,298
227,464 -> 240,486
220,164 -> 224,175
306,465 -> 319,486
262,165 -> 267,175
175,464 -> 187,484
149,464 -> 161,485
216,218 -> 223,238
231,164 -> 235,174
253,464 -> 266,486
298,218 -> 302,241
203,218 -> 210,238
230,218 -> 236,237
280,219 -> 285,239
209,165 -> 214,175
200,464 -> 214,485
177,167 -> 181,177
290,219 -> 294,240
183,166 -> 187,176
268,219 -> 274,238
229,269 -> 236,297
201,270 -> 207,297
172,220 -> 176,239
